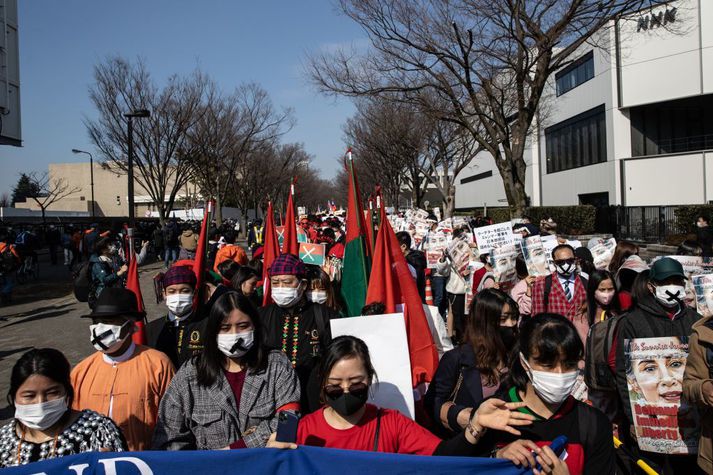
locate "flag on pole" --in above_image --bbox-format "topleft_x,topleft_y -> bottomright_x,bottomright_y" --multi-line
262,201 -> 281,306
339,149 -> 371,317
125,228 -> 147,345
282,180 -> 299,256
192,200 -> 213,310
366,203 -> 439,388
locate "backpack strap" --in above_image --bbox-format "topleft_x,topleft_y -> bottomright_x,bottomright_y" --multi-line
372,409 -> 382,452
543,274 -> 553,312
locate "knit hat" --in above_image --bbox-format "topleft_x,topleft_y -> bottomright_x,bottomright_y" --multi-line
268,253 -> 306,277
163,265 -> 197,288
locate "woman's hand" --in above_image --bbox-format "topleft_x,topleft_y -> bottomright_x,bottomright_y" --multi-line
473,399 -> 534,436
117,264 -> 128,276
266,432 -> 297,450
533,445 -> 570,475
495,439 -> 540,468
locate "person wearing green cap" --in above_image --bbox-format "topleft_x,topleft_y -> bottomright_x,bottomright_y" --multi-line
614,257 -> 703,474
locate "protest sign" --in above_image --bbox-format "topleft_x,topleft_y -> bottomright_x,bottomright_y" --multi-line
473,223 -> 516,253
489,244 -> 520,289
297,226 -> 308,244
590,238 -> 617,270
624,336 -> 699,455
520,236 -> 550,277
423,305 -> 454,358
541,235 -> 559,271
447,239 -> 472,276
2,445 -> 527,475
331,314 -> 415,419
275,226 -> 285,246
424,232 -> 449,269
299,242 -> 326,266
692,274 -> 713,317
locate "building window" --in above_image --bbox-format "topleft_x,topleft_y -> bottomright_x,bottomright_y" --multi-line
545,105 -> 607,174
630,94 -> 713,157
555,51 -> 594,96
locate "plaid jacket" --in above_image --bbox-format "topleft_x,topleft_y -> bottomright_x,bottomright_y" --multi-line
152,350 -> 300,450
531,273 -> 587,321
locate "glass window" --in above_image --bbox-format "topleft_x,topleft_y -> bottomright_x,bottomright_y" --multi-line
630,94 -> 713,157
545,105 -> 607,174
555,51 -> 595,96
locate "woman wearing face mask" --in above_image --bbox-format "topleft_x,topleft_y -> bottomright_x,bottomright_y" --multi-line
271,336 -> 537,457
153,291 -> 300,450
586,270 -> 620,325
88,237 -> 128,309
259,254 -> 340,414
306,265 -> 342,315
476,313 -> 615,474
425,289 -> 519,436
147,265 -> 206,368
1,348 -> 125,468
231,265 -> 261,307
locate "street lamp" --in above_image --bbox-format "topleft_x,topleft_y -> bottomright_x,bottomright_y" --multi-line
71,148 -> 95,218
123,109 -> 151,224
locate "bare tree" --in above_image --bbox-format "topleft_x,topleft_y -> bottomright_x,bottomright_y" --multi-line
0,193 -> 10,208
308,0 -> 649,215
185,82 -> 294,225
86,56 -> 206,223
25,172 -> 81,223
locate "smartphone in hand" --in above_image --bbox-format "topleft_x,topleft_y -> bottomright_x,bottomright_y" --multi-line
276,411 -> 300,444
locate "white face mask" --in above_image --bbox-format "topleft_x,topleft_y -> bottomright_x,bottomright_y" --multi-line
166,293 -> 194,318
272,286 -> 303,308
307,290 -> 328,305
595,290 -> 615,306
15,397 -> 68,430
89,321 -> 131,353
555,261 -> 575,277
520,353 -> 578,405
217,330 -> 254,358
653,284 -> 685,307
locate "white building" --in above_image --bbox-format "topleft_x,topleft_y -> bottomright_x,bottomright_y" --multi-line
456,0 -> 713,210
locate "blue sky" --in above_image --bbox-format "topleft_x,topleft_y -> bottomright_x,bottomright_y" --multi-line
0,0 -> 364,196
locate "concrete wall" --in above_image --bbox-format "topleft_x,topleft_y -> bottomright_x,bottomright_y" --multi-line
623,152 -> 707,205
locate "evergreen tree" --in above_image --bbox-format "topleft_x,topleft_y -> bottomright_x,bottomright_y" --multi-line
11,174 -> 40,205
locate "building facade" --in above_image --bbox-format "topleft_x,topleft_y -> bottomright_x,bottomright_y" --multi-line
456,0 -> 713,210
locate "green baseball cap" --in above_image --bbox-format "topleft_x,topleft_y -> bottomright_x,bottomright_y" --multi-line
649,257 -> 686,282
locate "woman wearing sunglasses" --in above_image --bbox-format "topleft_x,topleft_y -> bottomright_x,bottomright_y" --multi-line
268,335 -> 549,460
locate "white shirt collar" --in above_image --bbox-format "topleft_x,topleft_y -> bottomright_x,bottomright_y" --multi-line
167,311 -> 192,326
102,341 -> 136,364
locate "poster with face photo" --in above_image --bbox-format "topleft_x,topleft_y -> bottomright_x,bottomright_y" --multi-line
424,232 -> 449,269
520,236 -> 550,277
590,238 -> 617,270
489,244 -> 521,290
624,336 -> 699,455
692,274 -> 713,317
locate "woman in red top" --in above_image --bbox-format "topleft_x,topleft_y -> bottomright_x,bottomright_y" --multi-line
268,335 -> 558,463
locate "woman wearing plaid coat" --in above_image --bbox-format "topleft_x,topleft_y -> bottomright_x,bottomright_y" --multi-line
152,292 -> 300,450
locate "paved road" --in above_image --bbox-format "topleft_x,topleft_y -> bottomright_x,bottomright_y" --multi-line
0,252 -> 168,424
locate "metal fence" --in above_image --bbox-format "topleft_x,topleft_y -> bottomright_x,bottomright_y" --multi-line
610,206 -> 687,243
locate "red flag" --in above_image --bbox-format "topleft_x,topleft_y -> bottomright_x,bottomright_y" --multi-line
282,180 -> 299,256
366,204 -> 438,387
192,200 -> 212,309
124,229 -> 146,345
262,201 -> 281,306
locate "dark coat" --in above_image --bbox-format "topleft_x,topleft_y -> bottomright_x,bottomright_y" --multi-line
406,249 -> 428,303
424,344 -> 486,436
146,313 -> 207,369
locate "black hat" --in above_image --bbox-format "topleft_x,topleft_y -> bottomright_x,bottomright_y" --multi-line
82,288 -> 145,319
650,257 -> 686,282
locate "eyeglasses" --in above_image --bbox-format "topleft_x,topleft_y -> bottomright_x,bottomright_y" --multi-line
553,258 -> 576,266
324,382 -> 368,399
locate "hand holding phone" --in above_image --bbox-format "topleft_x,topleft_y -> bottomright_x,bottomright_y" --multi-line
275,411 -> 300,444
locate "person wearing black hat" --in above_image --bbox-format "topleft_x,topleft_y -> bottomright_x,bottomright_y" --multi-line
70,288 -> 175,452
614,257 -> 703,474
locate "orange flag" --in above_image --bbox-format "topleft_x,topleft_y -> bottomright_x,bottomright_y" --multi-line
366,204 -> 438,387
262,201 -> 281,306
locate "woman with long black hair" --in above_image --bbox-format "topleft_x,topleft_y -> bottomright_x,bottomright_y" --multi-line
586,270 -> 621,325
425,289 -> 519,436
152,291 -> 300,450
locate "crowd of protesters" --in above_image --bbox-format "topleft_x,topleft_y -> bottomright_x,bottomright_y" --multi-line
1,211 -> 712,475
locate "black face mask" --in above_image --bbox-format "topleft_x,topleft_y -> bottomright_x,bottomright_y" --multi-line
498,326 -> 518,350
325,386 -> 369,417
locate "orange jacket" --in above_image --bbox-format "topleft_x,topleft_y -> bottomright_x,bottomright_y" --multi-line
0,242 -> 20,260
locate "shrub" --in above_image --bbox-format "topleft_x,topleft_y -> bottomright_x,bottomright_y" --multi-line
455,205 -> 596,234
674,205 -> 713,234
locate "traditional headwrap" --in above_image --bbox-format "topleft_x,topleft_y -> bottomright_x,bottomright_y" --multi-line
268,253 -> 306,277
